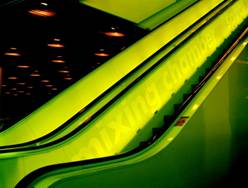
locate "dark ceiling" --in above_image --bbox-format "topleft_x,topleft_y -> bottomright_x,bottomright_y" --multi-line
0,0 -> 147,130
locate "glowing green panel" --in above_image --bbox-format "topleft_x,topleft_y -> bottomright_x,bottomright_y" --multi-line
68,0 -> 248,155
0,0 -> 223,146
34,0 -> 220,147
139,0 -> 198,29
1,1 -> 248,187
81,0 -> 176,24
29,31 -> 248,188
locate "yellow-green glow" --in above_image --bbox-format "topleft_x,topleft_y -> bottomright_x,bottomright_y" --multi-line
81,0 -> 176,23
139,0 -> 198,29
1,1 -> 248,187
30,28 -> 248,188
73,0 -> 248,154
0,0 -> 222,147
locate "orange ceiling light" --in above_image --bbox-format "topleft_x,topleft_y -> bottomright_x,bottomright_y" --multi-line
41,79 -> 50,83
17,65 -> 30,69
94,49 -> 110,57
30,71 -> 40,77
64,77 -> 72,80
51,59 -> 65,64
102,26 -> 125,37
28,9 -> 56,17
4,47 -> 21,56
48,38 -> 64,48
47,43 -> 64,48
103,31 -> 125,37
8,76 -> 18,80
58,70 -> 69,73
4,52 -> 21,57
94,52 -> 110,57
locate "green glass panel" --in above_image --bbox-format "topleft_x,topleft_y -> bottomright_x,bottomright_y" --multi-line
81,0 -> 176,24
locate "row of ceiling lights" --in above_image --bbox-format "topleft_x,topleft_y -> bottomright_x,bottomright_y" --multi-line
1,1 -> 127,98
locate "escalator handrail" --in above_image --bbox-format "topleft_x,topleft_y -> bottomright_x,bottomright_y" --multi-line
0,0 -> 229,151
0,0 -> 225,146
16,25 -> 248,188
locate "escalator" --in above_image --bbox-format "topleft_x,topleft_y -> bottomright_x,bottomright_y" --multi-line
0,0 -> 147,145
0,0 -> 221,148
0,0 -> 211,147
17,20 -> 248,188
0,0 -> 247,187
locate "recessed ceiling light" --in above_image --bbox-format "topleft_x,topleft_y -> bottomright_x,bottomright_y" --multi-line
4,52 -> 21,56
30,72 -> 40,77
41,2 -> 48,6
48,43 -> 64,48
41,80 -> 50,83
103,31 -> 125,37
17,65 -> 30,69
64,77 -> 72,80
94,49 -> 110,57
58,70 -> 69,73
17,82 -> 26,85
8,76 -> 18,80
51,59 -> 65,63
28,9 -> 56,17
54,38 -> 61,42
